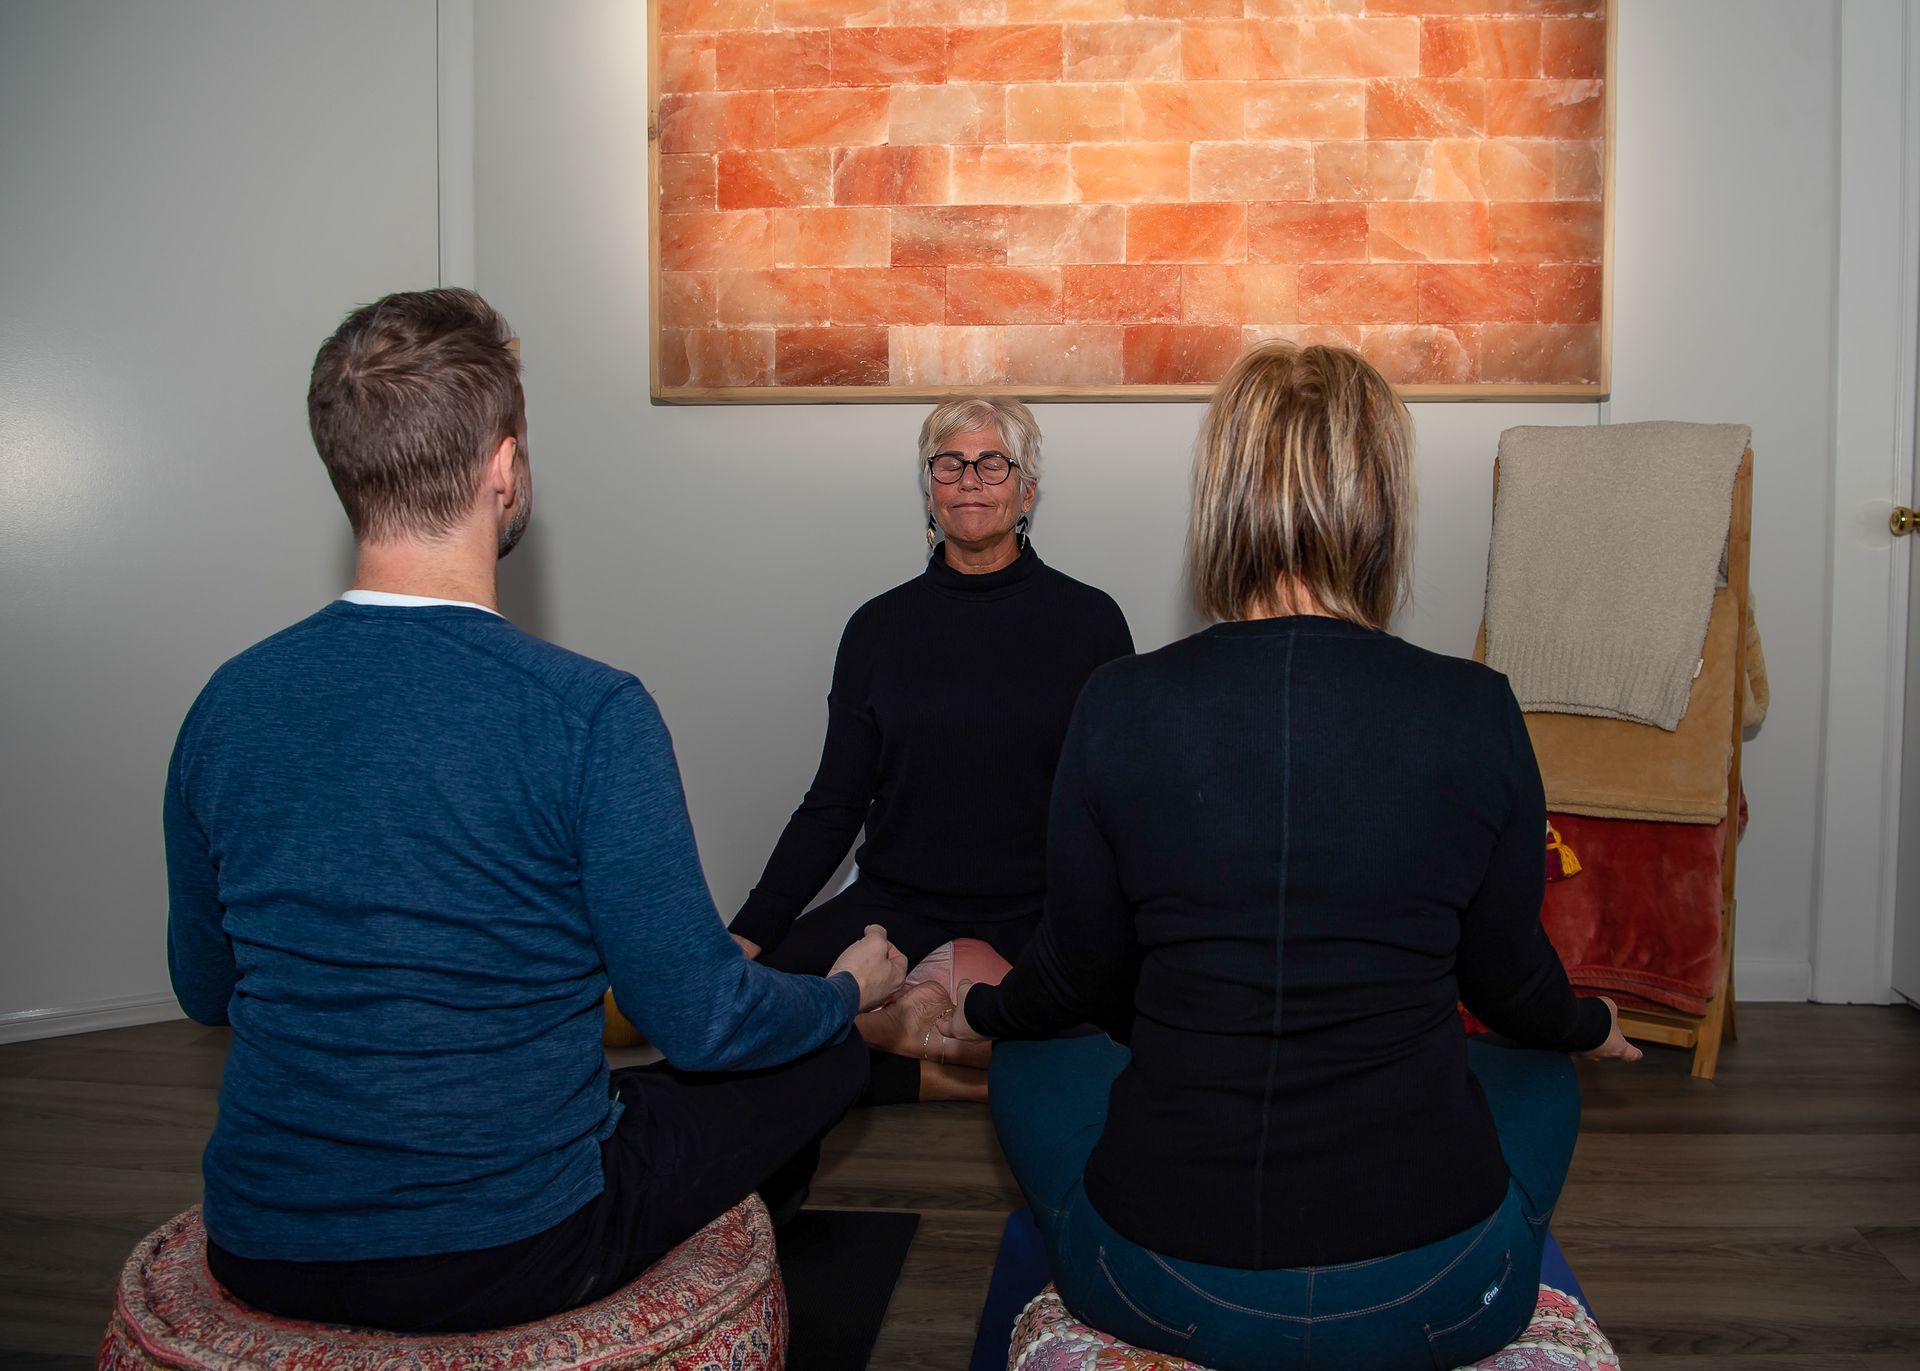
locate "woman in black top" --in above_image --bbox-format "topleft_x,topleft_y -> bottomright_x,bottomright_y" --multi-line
732,397 -> 1133,1103
942,346 -> 1639,1369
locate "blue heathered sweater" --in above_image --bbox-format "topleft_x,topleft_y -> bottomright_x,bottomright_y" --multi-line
164,602 -> 858,1261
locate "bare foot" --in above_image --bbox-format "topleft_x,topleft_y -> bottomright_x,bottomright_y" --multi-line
919,1060 -> 989,1103
856,981 -> 992,1070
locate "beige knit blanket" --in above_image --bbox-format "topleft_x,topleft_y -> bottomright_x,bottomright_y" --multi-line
1484,421 -> 1750,731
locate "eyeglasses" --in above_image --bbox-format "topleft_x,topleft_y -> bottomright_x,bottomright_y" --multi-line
928,452 -> 1019,485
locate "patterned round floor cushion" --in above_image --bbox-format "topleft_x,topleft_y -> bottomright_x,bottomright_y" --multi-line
1007,1282 -> 1619,1371
96,1198 -> 786,1371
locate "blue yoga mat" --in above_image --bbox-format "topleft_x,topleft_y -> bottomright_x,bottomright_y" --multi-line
968,1209 -> 1591,1371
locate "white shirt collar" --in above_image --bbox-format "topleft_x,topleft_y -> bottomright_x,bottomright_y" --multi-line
337,589 -> 502,617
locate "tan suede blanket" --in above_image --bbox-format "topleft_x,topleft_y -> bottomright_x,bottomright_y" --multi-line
1484,422 -> 1750,730
1475,588 -> 1767,823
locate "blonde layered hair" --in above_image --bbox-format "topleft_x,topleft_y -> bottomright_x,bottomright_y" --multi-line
1187,343 -> 1414,629
917,397 -> 1043,497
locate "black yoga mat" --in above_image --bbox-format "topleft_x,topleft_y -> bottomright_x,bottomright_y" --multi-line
776,1208 -> 921,1371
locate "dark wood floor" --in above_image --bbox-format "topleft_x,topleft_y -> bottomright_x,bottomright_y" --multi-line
2,1004 -> 1916,1369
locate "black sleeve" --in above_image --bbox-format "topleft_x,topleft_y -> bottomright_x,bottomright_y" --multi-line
732,615 -> 880,950
1455,689 -> 1611,1053
966,673 -> 1140,1041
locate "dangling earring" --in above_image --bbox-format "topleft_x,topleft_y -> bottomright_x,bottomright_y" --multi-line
926,512 -> 937,551
1016,514 -> 1030,551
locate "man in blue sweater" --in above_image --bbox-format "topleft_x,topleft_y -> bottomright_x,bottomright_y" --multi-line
165,288 -> 906,1332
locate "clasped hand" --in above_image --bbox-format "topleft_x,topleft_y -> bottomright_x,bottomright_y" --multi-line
826,924 -> 909,1011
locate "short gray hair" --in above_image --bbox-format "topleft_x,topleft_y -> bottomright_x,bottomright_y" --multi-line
917,398 -> 1043,497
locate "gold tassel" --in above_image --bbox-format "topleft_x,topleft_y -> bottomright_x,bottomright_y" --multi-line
1545,823 -> 1582,880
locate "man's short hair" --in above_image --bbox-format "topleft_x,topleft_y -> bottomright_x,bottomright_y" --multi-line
307,288 -> 523,543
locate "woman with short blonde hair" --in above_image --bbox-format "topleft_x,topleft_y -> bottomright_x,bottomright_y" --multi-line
945,344 -> 1637,1371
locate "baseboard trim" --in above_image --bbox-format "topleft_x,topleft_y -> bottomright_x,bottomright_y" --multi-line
1734,957 -> 1814,1003
0,993 -> 185,1044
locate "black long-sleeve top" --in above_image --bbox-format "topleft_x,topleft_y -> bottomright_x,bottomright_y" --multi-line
733,545 -> 1134,950
966,615 -> 1610,1270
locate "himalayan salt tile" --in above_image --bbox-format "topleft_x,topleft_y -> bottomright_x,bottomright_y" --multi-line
1297,264 -> 1419,323
774,88 -> 890,146
1554,140 -> 1604,201
1008,204 -> 1127,264
1242,323 -> 1362,352
1534,264 -> 1602,324
1122,325 -> 1244,384
767,208 -> 891,266
949,24 -> 1064,83
1245,0 -> 1366,14
894,206 -> 1010,266
1479,139 -> 1555,200
774,0 -> 888,26
1473,322 -> 1601,384
716,31 -> 830,90
829,26 -> 947,86
952,145 -> 1071,205
891,0 -> 1004,23
1004,325 -> 1125,385
1486,80 -> 1604,139
659,35 -> 717,93
1181,21 -> 1299,80
891,84 -> 1007,145
1064,22 -> 1181,81
1369,201 -> 1489,261
1314,143 -> 1370,200
715,268 -> 833,325
774,326 -> 890,386
1125,83 -> 1246,142
1489,201 -> 1603,262
1542,18 -> 1605,80
1006,83 -> 1126,143
1063,264 -> 1181,322
657,328 -> 774,389
1245,81 -> 1366,140
1416,263 -> 1539,322
1070,142 -> 1189,202
659,154 -> 717,213
1007,0 -> 1124,17
1366,141 -> 1428,200
1426,139 -> 1485,199
830,267 -> 948,325
1183,264 -> 1298,325
1128,0 -> 1239,17
1296,18 -> 1420,78
1127,203 -> 1248,264
947,267 -> 1065,325
1420,19 -> 1542,79
1366,0 -> 1593,13
890,326 -> 1009,386
1359,324 -> 1475,385
661,211 -> 773,270
1193,141 -> 1312,202
832,146 -> 950,206
1249,203 -> 1368,263
717,148 -> 831,209
658,0 -> 774,33
658,92 -> 776,154
659,272 -> 716,328
1366,80 -> 1486,139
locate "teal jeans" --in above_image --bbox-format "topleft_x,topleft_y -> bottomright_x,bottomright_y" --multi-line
990,1035 -> 1580,1371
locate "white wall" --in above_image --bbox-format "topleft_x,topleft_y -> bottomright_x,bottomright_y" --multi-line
473,0 -> 1838,1001
0,0 -> 1866,1032
0,1 -> 440,1034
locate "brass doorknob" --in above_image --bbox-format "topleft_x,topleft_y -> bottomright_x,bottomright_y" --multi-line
1895,505 -> 1918,536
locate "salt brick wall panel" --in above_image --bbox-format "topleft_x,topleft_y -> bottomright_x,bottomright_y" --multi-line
651,0 -> 1608,396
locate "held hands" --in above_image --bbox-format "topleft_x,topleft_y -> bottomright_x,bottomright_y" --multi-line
936,979 -> 987,1045
828,923 -> 909,1011
1580,995 -> 1645,1064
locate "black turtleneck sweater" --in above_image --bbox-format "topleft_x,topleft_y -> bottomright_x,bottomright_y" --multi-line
966,616 -> 1611,1270
733,545 -> 1133,951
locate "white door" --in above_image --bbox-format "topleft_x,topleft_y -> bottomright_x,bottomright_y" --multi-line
1892,481 -> 1920,1004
